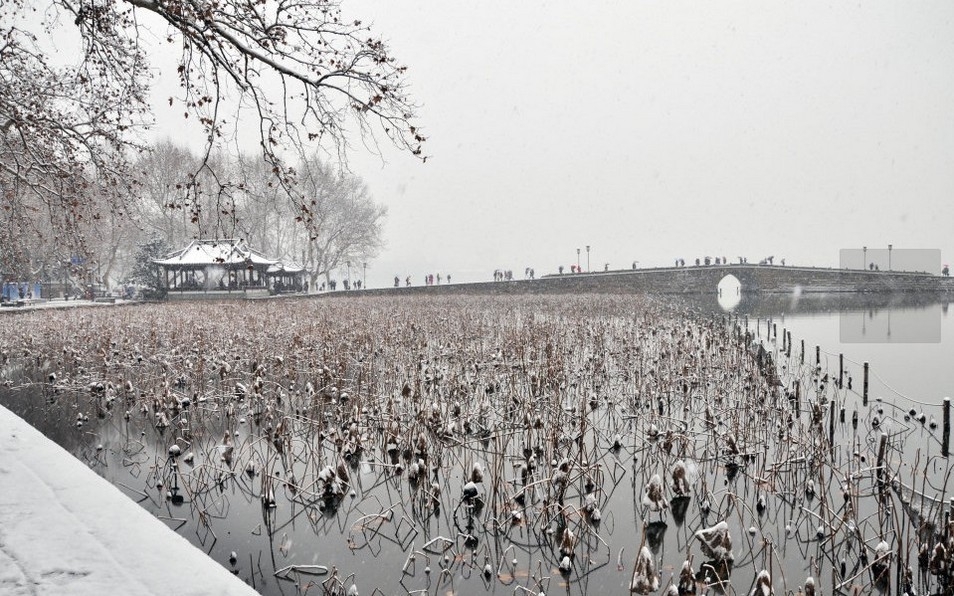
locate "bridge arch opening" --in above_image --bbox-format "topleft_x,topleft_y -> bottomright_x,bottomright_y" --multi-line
717,274 -> 742,311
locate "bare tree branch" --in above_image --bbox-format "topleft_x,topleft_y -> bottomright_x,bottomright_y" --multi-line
1,0 -> 422,274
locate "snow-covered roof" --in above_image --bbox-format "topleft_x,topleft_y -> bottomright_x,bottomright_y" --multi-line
153,239 -> 276,268
266,261 -> 306,275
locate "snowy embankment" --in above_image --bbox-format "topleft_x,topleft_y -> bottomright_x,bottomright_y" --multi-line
0,405 -> 258,596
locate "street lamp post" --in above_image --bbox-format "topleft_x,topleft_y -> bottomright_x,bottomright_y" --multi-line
862,246 -> 867,270
576,248 -> 580,271
888,244 -> 892,271
586,245 -> 590,272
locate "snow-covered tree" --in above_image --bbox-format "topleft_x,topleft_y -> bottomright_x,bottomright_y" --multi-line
1,0 -> 423,270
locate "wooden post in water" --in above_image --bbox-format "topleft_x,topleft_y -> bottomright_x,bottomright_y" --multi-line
838,354 -> 844,389
794,381 -> 801,417
876,433 -> 888,492
772,323 -> 777,340
800,339 -> 805,365
786,332 -> 792,358
876,433 -> 888,482
863,362 -> 869,406
943,397 -> 951,457
829,401 -> 836,448
815,345 -> 820,366
782,328 -> 786,352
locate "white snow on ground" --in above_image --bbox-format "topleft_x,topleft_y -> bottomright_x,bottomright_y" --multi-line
0,298 -> 126,312
0,405 -> 259,596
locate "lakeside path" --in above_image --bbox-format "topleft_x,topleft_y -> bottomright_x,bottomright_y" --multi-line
0,404 -> 259,596
0,298 -> 134,313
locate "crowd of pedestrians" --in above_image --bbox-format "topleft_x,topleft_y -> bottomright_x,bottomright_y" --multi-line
672,256 -> 786,267
392,274 -> 451,287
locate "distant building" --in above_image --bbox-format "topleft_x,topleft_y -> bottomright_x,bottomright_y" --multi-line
153,239 -> 304,299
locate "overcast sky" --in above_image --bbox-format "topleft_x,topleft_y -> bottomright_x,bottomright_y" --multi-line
154,1 -> 954,287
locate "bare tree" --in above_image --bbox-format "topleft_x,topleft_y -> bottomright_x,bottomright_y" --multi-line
1,0 -> 423,272
293,154 -> 386,289
232,154 -> 297,258
131,140 -> 202,249
0,150 -> 126,294
121,143 -> 385,291
130,140 -> 241,246
1,0 -> 146,267
89,200 -> 140,290
0,135 -> 105,284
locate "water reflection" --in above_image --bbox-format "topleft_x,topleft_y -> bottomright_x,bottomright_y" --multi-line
692,291 -> 954,404
707,290 -> 953,344
716,274 -> 742,311
839,305 -> 942,343
707,287 -> 952,318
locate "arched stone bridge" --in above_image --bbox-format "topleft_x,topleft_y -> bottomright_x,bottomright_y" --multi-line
360,265 -> 954,297
545,264 -> 954,295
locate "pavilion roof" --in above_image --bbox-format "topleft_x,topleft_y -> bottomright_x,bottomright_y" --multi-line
153,239 -> 276,268
266,261 -> 306,275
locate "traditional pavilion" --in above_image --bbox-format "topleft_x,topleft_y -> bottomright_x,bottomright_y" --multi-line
266,261 -> 307,294
154,239 -> 304,299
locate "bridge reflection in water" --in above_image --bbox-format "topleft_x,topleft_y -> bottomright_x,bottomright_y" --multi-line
691,290 -> 953,344
716,274 -> 742,310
